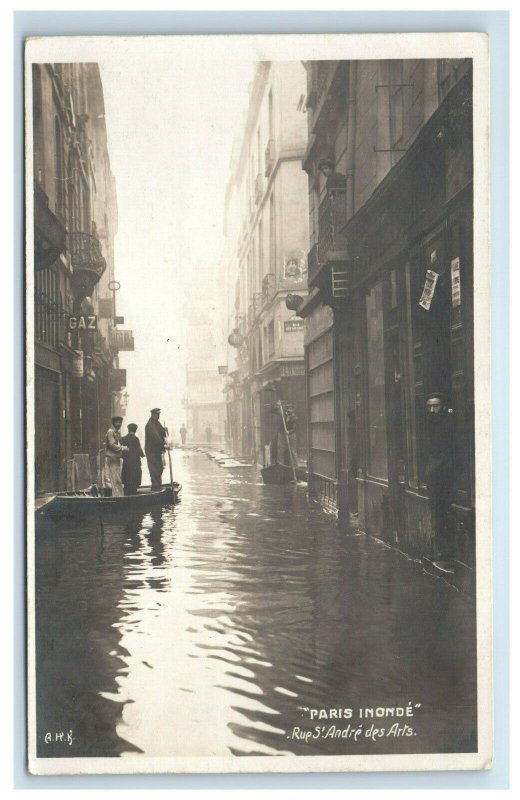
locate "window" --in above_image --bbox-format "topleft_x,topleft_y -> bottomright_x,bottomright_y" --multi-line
35,268 -> 64,350
365,283 -> 388,479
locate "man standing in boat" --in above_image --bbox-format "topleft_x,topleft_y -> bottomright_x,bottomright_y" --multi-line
121,423 -> 145,495
104,416 -> 129,497
145,408 -> 167,491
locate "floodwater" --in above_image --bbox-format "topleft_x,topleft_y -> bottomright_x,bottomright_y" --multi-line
34,450 -> 477,760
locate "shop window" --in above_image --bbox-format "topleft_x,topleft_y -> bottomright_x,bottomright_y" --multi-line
365,283 -> 388,479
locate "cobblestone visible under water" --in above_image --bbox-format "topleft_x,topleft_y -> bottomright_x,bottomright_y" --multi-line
35,450 -> 477,759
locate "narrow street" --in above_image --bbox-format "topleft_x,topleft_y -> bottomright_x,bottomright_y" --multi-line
35,449 -> 477,760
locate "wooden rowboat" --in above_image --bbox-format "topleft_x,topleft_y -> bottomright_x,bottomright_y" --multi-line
39,483 -> 182,516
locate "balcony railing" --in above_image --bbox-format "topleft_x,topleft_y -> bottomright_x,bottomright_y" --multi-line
69,232 -> 107,280
317,188 -> 347,265
308,189 -> 351,293
264,139 -> 275,177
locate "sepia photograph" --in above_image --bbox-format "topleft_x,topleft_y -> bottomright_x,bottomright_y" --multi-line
25,32 -> 492,775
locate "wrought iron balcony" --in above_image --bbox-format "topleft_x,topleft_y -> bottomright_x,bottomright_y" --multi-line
308,188 -> 350,292
69,231 -> 107,300
69,232 -> 106,277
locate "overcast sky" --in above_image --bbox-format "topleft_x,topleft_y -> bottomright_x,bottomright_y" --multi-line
99,51 -> 254,432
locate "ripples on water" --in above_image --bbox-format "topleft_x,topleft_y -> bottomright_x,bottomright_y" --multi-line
35,451 -> 477,759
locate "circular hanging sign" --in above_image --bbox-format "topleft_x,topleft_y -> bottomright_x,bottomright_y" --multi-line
108,280 -> 121,292
228,328 -> 244,348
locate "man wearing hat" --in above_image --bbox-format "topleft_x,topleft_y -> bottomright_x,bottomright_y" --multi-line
121,423 -> 145,496
425,392 -> 455,571
104,416 -> 128,497
145,408 -> 167,491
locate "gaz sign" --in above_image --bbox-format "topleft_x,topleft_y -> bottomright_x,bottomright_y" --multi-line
68,315 -> 97,331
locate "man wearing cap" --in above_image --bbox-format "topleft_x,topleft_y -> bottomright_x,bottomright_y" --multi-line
145,408 -> 167,491
425,393 -> 455,572
104,416 -> 128,497
121,423 -> 145,496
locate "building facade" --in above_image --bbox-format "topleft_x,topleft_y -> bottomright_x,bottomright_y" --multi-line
222,61 -> 310,465
184,275 -> 227,446
298,59 -> 474,565
32,63 -> 132,492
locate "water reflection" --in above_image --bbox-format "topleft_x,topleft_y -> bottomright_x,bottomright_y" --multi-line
35,450 -> 477,759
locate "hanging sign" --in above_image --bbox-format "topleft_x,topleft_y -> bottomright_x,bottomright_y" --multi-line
451,257 -> 461,308
418,270 -> 439,311
69,314 -> 97,331
284,319 -> 304,332
72,350 -> 84,377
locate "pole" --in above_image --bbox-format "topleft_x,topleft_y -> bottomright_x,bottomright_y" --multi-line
164,421 -> 174,488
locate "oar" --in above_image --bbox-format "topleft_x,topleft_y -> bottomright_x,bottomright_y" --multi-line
164,421 -> 174,489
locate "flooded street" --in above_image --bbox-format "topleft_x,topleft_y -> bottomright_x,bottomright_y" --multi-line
35,450 -> 477,760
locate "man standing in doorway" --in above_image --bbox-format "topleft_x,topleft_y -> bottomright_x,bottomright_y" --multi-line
145,408 -> 167,491
104,416 -> 128,497
425,393 -> 455,572
205,424 -> 213,446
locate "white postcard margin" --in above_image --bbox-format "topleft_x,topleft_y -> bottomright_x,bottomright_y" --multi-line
25,31 -> 492,776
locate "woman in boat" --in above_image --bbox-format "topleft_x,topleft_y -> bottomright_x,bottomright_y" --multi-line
121,423 -> 146,496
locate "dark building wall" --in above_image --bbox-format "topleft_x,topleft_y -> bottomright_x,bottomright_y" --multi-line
302,59 -> 475,564
32,63 -> 122,492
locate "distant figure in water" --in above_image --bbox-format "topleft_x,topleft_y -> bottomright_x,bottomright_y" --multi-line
179,424 -> 187,446
121,423 -> 145,495
205,424 -> 213,446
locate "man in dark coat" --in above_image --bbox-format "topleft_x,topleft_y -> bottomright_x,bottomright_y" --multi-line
145,408 -> 167,491
424,393 -> 455,571
121,423 -> 145,496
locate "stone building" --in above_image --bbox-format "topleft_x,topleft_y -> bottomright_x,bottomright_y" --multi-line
32,63 -> 132,491
222,61 -> 310,465
297,59 -> 475,567
184,274 -> 227,446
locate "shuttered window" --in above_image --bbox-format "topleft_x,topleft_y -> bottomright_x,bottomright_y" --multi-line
308,330 -> 335,480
